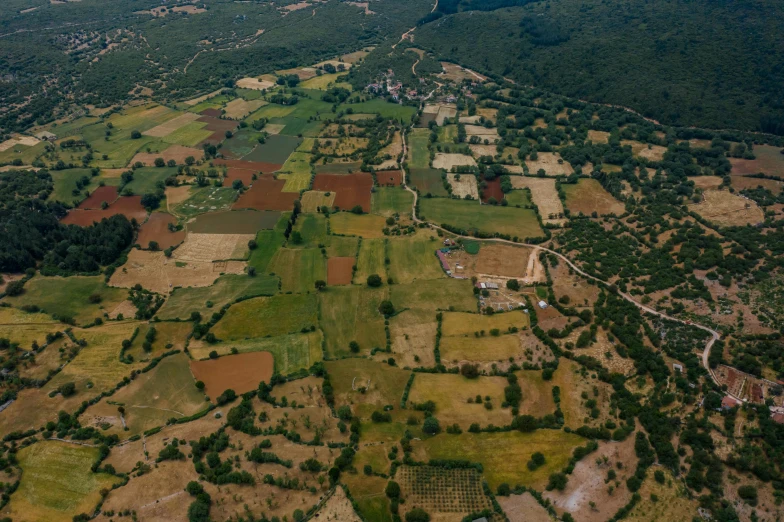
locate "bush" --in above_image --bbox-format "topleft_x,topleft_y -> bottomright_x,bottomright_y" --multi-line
546,472 -> 568,491
738,485 -> 758,506
654,470 -> 665,484
349,341 -> 360,353
385,480 -> 401,498
405,508 -> 430,522
367,274 -> 383,287
506,279 -> 520,291
5,280 -> 25,296
460,363 -> 480,379
423,416 -> 440,435
58,382 -> 76,397
379,300 -> 395,316
497,483 -> 511,496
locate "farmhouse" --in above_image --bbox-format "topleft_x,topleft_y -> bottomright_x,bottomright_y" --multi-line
721,396 -> 740,410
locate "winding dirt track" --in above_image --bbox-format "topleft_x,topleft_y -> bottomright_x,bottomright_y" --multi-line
398,129 -> 729,397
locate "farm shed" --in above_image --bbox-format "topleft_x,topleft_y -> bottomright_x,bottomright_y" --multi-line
538,300 -> 548,309
721,396 -> 740,410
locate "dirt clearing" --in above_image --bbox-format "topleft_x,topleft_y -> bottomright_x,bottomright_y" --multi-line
232,176 -> 300,211
312,173 -> 374,212
78,185 -> 119,209
190,352 -> 273,400
62,196 -> 147,226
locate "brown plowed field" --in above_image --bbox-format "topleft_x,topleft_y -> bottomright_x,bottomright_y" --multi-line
199,108 -> 223,118
214,159 -> 283,174
79,186 -> 119,209
197,115 -> 238,133
63,196 -> 147,226
327,257 -> 354,285
232,176 -> 300,211
376,170 -> 402,186
190,352 -> 274,400
136,213 -> 185,250
130,144 -> 203,167
481,178 -> 504,203
312,173 -> 373,212
222,168 -> 256,187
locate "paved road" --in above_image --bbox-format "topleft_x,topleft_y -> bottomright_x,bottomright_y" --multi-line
398,129 -> 731,396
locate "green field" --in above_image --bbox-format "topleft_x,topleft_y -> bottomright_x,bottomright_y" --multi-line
408,128 -> 431,169
4,276 -> 128,324
300,73 -> 349,90
409,168 -> 448,197
326,235 -> 359,258
386,232 -> 445,284
48,168 -> 97,205
122,166 -> 177,195
162,121 -> 213,147
505,188 -> 532,207
220,129 -> 264,159
0,141 -> 47,166
371,187 -> 414,217
124,321 -> 192,361
419,198 -> 544,240
414,430 -> 585,490
267,247 -> 327,293
354,238 -> 387,283
346,99 -> 416,120
330,212 -> 386,238
246,103 -> 296,122
172,186 -> 237,218
279,151 -> 313,192
189,331 -> 323,375
84,353 -> 205,437
6,441 -> 121,522
243,134 -> 301,164
157,273 -> 279,320
210,293 -> 318,340
390,278 -> 476,312
247,212 -> 288,273
319,286 -> 388,357
325,358 -> 412,415
187,94 -> 232,113
291,212 -> 328,248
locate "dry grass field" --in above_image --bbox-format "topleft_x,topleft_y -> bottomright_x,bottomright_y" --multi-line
223,98 -> 265,119
447,173 -> 479,199
510,177 -> 566,225
174,233 -> 254,262
300,190 -> 336,212
621,140 -> 667,161
525,152 -> 574,176
562,178 -> 626,216
433,153 -> 477,170
688,189 -> 765,226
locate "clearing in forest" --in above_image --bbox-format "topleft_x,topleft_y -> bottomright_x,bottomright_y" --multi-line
688,189 -> 764,226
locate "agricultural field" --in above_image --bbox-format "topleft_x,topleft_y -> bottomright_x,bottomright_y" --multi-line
386,231 -> 446,284
419,198 -> 544,239
320,286 -> 387,357
210,294 -> 318,340
562,178 -> 626,216
267,247 -> 327,293
330,212 -> 386,238
156,273 -> 279,319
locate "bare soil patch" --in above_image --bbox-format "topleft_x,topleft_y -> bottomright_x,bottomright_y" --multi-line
136,212 -> 184,250
165,185 -> 192,207
469,143 -> 498,157
499,492 -> 555,522
221,167 -> 256,187
729,145 -> 784,177
63,196 -> 146,225
175,233 -> 253,262
465,124 -> 500,142
130,144 -> 203,166
190,352 -> 273,400
197,115 -> 238,134
563,179 -> 625,216
447,173 -> 479,199
510,177 -> 566,225
445,243 -> 530,280
232,175 -> 300,211
142,112 -> 200,137
433,153 -> 477,170
525,152 -> 574,176
376,170 -> 402,186
314,487 -> 363,521
688,189 -> 764,226
312,173 -> 373,212
689,175 -> 723,190
439,62 -> 487,83
78,185 -> 119,209
327,257 -> 354,285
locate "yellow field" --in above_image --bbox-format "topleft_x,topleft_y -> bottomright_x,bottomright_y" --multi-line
440,334 -> 522,363
279,152 -> 313,192
441,311 -> 529,337
330,212 -> 387,238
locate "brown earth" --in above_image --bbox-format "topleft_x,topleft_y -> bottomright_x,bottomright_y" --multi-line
214,158 -> 283,174
199,108 -> 223,118
63,196 -> 147,226
327,257 -> 355,285
376,170 -> 402,186
222,168 -> 256,188
312,173 -> 374,212
499,492 -> 555,521
232,176 -> 300,211
481,177 -> 504,203
197,115 -> 238,134
136,213 -> 184,250
130,144 -> 203,166
190,352 -> 274,400
78,185 -> 119,209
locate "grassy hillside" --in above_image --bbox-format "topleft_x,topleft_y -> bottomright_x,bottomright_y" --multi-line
414,0 -> 784,133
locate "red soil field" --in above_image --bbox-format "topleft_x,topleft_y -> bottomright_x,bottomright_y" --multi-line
312,173 -> 373,212
190,352 -> 274,400
222,168 -> 256,188
198,115 -> 238,134
233,176 -> 300,211
136,213 -> 185,250
78,186 -> 119,209
327,257 -> 354,285
199,108 -> 223,118
376,170 -> 402,186
62,196 -> 147,226
199,131 -> 226,147
214,159 -> 283,174
481,178 -> 504,203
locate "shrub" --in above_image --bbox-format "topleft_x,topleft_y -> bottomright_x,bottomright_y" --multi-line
546,472 -> 568,491
367,274 -> 383,287
422,416 -> 440,435
460,363 -> 480,379
379,300 -> 395,316
405,508 -> 430,522
385,480 -> 401,498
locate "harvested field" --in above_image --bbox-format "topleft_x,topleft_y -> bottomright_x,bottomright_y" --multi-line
109,248 -> 245,294
376,170 -> 402,186
409,168 -> 448,197
278,151 -> 313,192
213,158 -> 282,174
688,189 -> 764,226
525,152 -> 574,176
433,153 -> 477,170
621,140 -> 667,161
62,196 -> 147,225
445,243 -> 532,280
130,144 -> 203,166
190,352 -> 273,400
390,278 -> 475,312
184,89 -> 223,106
442,311 -> 529,337
78,185 -> 118,209
165,185 -> 192,206
465,124 -> 500,141
562,178 -> 626,216
188,209 -> 279,234
689,175 -> 723,190
729,144 -> 784,177
174,233 -> 253,262
211,294 -> 318,340
327,256 -> 355,285
312,172 -> 373,212
141,112 -> 201,137
409,374 -> 513,428
136,212 -> 184,250
587,130 -> 610,144
301,190 -> 336,212
447,173 -> 479,199
440,333 -> 523,363
232,176 -> 300,211
511,177 -> 566,225
469,143 -> 499,157
223,98 -> 265,119
732,174 -> 784,193
235,77 -> 276,90
423,103 -> 457,126
439,62 -> 487,83
389,309 -> 437,367
330,212 -> 386,238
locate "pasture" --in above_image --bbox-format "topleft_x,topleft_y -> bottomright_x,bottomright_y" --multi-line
442,310 -> 529,336
267,247 -> 327,293
319,286 -> 387,357
157,273 -> 279,319
330,212 -> 386,238
419,198 -> 543,239
562,178 -> 626,216
3,441 -> 121,522
510,176 -> 567,225
524,152 -> 574,176
386,231 -> 445,284
48,168 -> 97,205
371,186 -> 414,216
354,238 -> 386,282
173,186 -> 237,218
324,358 -> 411,416
440,334 -> 522,363
291,212 -> 329,248
688,189 -> 765,226
409,168 -> 449,196
210,293 -> 318,340
300,190 -> 336,212
187,209 -> 280,234
407,128 -> 431,168
390,278 -> 476,312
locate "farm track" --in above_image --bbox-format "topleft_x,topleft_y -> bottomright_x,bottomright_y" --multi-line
398,129 -> 730,398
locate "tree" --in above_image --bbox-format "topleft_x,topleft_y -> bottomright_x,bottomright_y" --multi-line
5,280 -> 24,296
738,485 -> 758,506
405,508 -> 430,522
131,130 -> 142,139
154,157 -> 165,167
209,350 -> 219,359
497,483 -> 511,496
506,279 -> 520,291
350,205 -> 364,214
148,241 -> 159,251
291,231 -> 303,244
337,405 -> 352,420
185,156 -> 195,166
422,416 -> 440,435
195,381 -> 205,390
379,300 -> 395,316
349,341 -> 360,353
460,363 -> 480,379
546,472 -> 568,491
314,279 -> 327,291
367,274 -> 383,287
248,239 -> 257,250
232,179 -> 243,190
248,266 -> 256,277
385,480 -> 401,498
59,382 -> 76,397
225,130 -> 233,139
